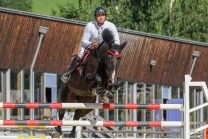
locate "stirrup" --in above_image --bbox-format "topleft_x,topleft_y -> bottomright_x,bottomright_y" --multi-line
61,72 -> 70,83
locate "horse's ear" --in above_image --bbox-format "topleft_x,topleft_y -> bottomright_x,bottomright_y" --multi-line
109,41 -> 114,49
120,41 -> 127,50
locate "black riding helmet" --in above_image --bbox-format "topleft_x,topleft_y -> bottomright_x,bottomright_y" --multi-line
94,6 -> 107,16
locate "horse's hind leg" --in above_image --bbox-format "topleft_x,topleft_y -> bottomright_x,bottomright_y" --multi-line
69,96 -> 96,138
53,84 -> 77,138
53,109 -> 65,136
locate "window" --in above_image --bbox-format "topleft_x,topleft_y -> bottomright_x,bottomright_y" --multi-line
171,86 -> 178,98
10,69 -> 21,119
118,81 -> 125,121
23,70 -> 30,118
146,84 -> 153,123
34,72 -> 44,119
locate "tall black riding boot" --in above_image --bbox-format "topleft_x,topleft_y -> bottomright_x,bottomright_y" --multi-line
61,55 -> 81,83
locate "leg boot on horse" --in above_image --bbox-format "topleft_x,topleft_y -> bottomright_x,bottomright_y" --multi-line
106,78 -> 123,99
53,96 -> 96,138
61,55 -> 81,83
68,109 -> 94,137
52,109 -> 65,138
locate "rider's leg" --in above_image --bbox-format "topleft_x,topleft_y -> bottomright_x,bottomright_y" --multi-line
61,47 -> 85,83
61,55 -> 81,83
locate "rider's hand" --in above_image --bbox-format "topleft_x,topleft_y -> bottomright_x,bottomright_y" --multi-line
90,42 -> 99,49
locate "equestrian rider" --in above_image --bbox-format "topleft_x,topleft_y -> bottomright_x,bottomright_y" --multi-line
61,6 -> 120,83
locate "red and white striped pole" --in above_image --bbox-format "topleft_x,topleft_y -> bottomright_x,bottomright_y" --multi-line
0,120 -> 183,127
0,102 -> 183,110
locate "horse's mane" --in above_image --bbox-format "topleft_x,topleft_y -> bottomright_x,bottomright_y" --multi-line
102,28 -> 114,44
101,28 -> 122,51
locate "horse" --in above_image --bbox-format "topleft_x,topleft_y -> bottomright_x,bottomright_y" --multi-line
53,28 -> 127,138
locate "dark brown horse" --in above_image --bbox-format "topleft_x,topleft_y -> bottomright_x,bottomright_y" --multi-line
53,29 -> 127,138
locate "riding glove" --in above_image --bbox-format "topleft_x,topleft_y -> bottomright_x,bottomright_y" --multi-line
90,42 -> 99,49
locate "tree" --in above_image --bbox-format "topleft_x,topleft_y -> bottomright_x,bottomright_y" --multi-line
0,0 -> 33,12
169,0 -> 208,42
54,0 -> 208,42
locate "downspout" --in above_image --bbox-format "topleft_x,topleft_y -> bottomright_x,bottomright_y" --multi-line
30,26 -> 48,135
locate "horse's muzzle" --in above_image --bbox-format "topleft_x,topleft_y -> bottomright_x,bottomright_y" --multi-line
108,79 -> 117,86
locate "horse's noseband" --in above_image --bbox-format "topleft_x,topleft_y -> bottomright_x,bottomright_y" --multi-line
105,49 -> 122,71
107,49 -> 122,58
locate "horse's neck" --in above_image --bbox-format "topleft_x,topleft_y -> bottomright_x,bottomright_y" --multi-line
97,45 -> 108,61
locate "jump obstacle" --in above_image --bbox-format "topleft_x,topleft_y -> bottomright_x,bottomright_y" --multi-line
0,75 -> 207,139
0,136 -> 51,138
0,120 -> 183,127
0,103 -> 183,110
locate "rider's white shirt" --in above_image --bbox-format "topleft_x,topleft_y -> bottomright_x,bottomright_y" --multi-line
78,20 -> 120,58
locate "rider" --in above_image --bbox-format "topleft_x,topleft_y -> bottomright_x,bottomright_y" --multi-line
61,6 -> 120,83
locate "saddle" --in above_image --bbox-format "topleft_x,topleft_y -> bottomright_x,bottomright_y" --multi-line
67,42 -> 104,71
67,49 -> 92,71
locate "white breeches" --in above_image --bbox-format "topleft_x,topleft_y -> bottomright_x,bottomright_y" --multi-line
77,46 -> 86,58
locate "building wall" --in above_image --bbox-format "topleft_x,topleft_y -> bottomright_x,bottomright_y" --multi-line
0,7 -> 208,138
1,8 -> 208,86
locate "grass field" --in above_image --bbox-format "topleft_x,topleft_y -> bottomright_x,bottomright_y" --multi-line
31,0 -> 78,16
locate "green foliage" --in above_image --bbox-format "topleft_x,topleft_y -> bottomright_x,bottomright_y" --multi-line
54,0 -> 208,42
32,0 -> 78,16
55,3 -> 80,19
0,0 -> 33,12
1,0 -> 206,42
169,0 -> 208,42
53,0 -> 99,22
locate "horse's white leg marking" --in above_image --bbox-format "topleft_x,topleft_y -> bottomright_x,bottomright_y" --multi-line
92,88 -> 97,95
111,70 -> 116,84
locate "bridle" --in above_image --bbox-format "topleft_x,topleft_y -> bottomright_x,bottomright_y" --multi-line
95,46 -> 122,72
95,42 -> 123,85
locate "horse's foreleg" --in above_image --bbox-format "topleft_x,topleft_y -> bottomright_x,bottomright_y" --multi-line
68,109 -> 94,138
68,96 -> 96,138
106,78 -> 122,98
95,74 -> 103,95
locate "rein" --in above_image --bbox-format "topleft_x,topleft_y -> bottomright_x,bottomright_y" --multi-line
95,46 -> 106,70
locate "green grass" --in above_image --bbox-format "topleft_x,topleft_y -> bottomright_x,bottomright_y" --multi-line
31,0 -> 78,16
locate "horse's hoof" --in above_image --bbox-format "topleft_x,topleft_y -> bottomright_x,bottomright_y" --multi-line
55,126 -> 62,135
96,86 -> 103,95
51,130 -> 61,138
117,78 -> 122,86
106,92 -> 114,99
110,87 -> 116,93
69,132 -> 76,138
99,93 -> 107,102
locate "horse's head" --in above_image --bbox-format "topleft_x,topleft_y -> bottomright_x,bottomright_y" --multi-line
105,42 -> 127,85
97,28 -> 127,86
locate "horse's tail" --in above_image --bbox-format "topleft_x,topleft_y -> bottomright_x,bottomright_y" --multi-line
102,28 -> 114,43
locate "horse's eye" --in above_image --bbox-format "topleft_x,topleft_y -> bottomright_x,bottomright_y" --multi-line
116,57 -> 121,60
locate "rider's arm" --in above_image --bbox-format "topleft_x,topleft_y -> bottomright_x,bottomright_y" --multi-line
81,23 -> 92,48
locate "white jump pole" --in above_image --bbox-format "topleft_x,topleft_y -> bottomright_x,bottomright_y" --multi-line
184,75 -> 208,138
0,136 -> 51,138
